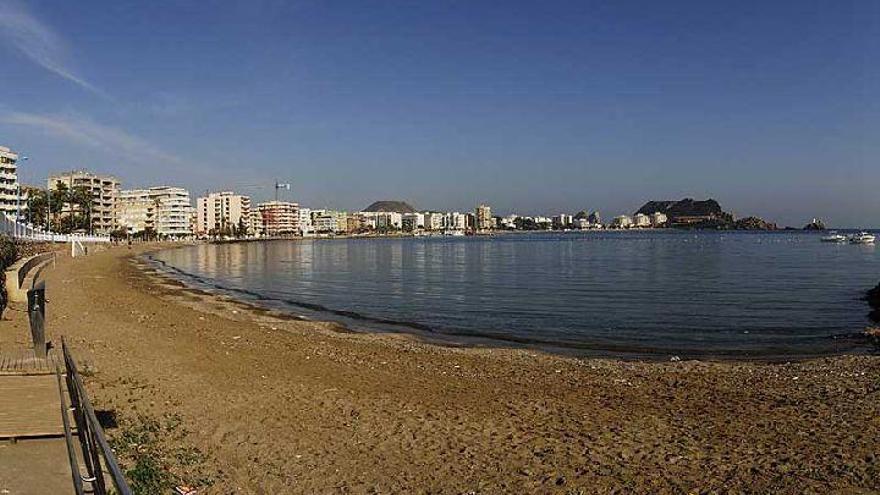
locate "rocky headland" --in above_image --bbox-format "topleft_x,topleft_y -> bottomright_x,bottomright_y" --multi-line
636,198 -> 777,230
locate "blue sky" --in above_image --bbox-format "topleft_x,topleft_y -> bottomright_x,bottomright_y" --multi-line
0,0 -> 877,226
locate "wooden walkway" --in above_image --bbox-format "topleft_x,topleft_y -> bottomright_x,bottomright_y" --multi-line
0,374 -> 65,439
0,349 -> 57,376
0,350 -> 75,493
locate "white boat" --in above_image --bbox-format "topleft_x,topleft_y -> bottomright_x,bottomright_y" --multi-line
821,232 -> 847,243
849,232 -> 876,244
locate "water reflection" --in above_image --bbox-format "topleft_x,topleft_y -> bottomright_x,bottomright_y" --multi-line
153,232 -> 880,357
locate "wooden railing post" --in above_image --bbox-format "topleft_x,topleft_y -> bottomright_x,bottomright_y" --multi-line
26,280 -> 47,359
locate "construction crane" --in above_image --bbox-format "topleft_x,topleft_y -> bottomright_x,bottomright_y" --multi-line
204,181 -> 292,201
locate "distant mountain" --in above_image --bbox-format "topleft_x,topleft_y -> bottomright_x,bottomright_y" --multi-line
636,198 -> 727,220
362,200 -> 417,213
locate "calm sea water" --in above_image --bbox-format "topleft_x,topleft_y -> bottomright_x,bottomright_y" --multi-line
149,231 -> 880,358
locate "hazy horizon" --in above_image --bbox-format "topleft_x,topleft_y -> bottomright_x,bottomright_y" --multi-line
1,0 -> 877,227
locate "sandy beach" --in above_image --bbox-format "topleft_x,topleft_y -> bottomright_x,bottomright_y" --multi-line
3,244 -> 878,494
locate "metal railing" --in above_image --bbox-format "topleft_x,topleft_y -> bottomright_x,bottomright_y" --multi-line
58,337 -> 133,495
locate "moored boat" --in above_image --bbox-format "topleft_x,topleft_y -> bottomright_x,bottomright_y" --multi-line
849,232 -> 876,244
820,231 -> 847,243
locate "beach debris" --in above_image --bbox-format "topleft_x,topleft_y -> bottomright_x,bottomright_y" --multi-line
174,486 -> 198,495
232,335 -> 242,340
670,356 -> 681,362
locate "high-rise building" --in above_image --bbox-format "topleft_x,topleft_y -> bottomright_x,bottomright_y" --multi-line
475,204 -> 494,231
298,208 -> 313,236
0,146 -> 21,221
196,191 -> 251,236
117,186 -> 193,238
48,170 -> 121,234
116,190 -> 153,234
256,200 -> 299,236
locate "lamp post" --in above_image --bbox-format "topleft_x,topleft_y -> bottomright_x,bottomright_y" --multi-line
15,155 -> 29,238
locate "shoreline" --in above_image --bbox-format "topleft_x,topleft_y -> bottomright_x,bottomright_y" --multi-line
28,244 -> 880,493
142,243 -> 876,363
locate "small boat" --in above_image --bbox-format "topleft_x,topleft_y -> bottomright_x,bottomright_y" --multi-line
821,232 -> 847,243
849,232 -> 876,244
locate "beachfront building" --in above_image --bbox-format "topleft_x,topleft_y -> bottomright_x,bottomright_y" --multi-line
651,212 -> 668,227
0,146 -> 22,221
117,186 -> 193,238
345,214 -> 361,233
423,212 -> 443,231
633,213 -> 651,228
402,212 -> 424,232
442,212 -> 468,231
256,200 -> 299,236
611,215 -> 633,229
475,204 -> 494,232
358,212 -> 377,230
313,211 -> 338,233
376,212 -> 402,230
297,208 -> 313,236
48,170 -> 121,234
552,213 -> 573,230
196,191 -> 251,237
499,214 -> 518,229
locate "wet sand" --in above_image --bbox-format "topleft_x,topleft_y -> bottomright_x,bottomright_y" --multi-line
8,244 -> 879,494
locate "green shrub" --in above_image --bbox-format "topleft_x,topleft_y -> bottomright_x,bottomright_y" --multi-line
0,234 -> 16,269
0,234 -> 16,319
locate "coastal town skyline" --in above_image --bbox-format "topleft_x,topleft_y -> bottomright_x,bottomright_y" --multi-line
1,1 -> 877,227
0,146 -> 839,238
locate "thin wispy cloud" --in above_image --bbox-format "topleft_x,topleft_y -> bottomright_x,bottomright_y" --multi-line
0,1 -> 103,96
1,111 -> 183,165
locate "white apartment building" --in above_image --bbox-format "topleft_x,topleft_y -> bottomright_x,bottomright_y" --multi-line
358,212 -> 377,230
196,191 -> 251,236
402,212 -> 425,232
117,186 -> 193,238
48,170 -> 121,234
257,201 -> 300,235
651,212 -> 668,227
376,212 -> 402,230
313,211 -> 337,233
442,212 -> 468,231
553,213 -> 573,229
249,209 -> 265,236
298,208 -> 313,235
633,213 -> 651,228
499,214 -> 518,229
611,215 -> 634,228
0,146 -> 21,221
